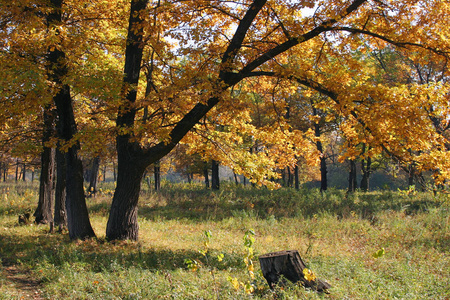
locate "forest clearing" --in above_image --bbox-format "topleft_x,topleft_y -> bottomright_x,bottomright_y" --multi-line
2,0 -> 450,298
1,182 -> 449,299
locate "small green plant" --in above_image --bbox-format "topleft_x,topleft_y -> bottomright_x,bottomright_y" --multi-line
184,230 -> 223,299
227,229 -> 267,295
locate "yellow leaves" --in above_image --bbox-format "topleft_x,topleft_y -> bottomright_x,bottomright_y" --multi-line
303,268 -> 317,282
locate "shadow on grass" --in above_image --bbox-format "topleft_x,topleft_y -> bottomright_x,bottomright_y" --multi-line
0,229 -> 245,275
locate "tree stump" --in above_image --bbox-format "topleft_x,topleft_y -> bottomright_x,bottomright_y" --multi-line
259,250 -> 331,292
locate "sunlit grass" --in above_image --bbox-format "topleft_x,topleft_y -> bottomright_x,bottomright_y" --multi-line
0,181 -> 449,299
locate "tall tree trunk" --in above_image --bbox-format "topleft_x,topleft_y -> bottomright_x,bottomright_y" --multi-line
87,156 -> 100,196
54,148 -> 67,231
348,159 -> 357,193
34,105 -> 56,224
106,0 -> 150,241
154,160 -> 161,191
313,106 -> 327,191
47,0 -> 95,240
211,160 -> 220,190
294,164 -> 299,190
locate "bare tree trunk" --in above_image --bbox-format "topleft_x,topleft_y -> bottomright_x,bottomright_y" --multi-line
203,164 -> 210,188
87,156 -> 100,197
54,148 -> 67,231
154,160 -> 161,191
294,164 -> 299,190
22,163 -> 26,182
15,159 -> 19,182
211,160 -> 220,190
348,159 -> 357,193
34,147 -> 56,224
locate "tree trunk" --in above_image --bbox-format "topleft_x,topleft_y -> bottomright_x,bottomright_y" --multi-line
54,147 -> 67,231
294,164 -> 299,190
259,250 -> 331,292
313,110 -> 327,191
47,0 -> 95,240
154,160 -> 161,191
87,156 -> 100,196
203,165 -> 210,188
106,158 -> 146,241
15,159 -> 19,182
22,163 -> 26,182
34,147 -> 56,224
211,160 -> 220,190
287,166 -> 293,187
348,159 -> 357,193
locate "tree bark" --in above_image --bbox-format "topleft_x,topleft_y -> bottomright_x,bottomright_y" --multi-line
360,144 -> 371,192
259,250 -> 331,292
203,165 -> 210,188
54,147 -> 67,230
106,159 -> 146,241
47,0 -> 95,240
154,160 -> 161,191
348,159 -> 357,193
34,146 -> 56,224
211,160 -> 220,190
87,156 -> 100,196
22,163 -> 26,181
294,164 -> 299,190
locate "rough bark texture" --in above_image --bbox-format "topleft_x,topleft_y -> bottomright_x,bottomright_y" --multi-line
106,160 -> 146,241
259,250 -> 331,292
34,146 -> 55,224
54,148 -> 67,230
55,85 -> 96,240
47,0 -> 95,240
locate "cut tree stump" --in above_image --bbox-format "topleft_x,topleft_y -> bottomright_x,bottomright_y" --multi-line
259,250 -> 331,292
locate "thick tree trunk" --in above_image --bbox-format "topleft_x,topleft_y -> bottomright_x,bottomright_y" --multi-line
34,147 -> 56,224
54,148 -> 67,230
211,160 -> 220,190
106,158 -> 146,241
46,0 -> 95,240
35,105 -> 56,224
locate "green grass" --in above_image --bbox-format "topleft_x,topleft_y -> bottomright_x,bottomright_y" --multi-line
0,181 -> 449,299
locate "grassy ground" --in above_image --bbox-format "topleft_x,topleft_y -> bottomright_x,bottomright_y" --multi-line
0,182 -> 449,299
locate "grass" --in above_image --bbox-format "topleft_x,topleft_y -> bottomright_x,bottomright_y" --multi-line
0,181 -> 449,299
